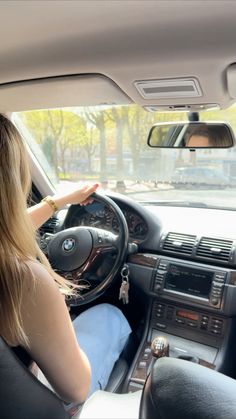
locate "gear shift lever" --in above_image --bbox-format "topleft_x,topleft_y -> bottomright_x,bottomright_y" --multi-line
151,336 -> 169,358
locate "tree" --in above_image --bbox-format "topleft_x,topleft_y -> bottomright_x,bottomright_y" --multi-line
20,110 -> 50,145
46,110 -> 64,177
85,109 -> 108,183
81,126 -> 98,173
123,106 -> 148,178
19,109 -> 90,179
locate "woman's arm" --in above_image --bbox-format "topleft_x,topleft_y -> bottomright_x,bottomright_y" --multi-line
28,183 -> 99,229
21,261 -> 91,403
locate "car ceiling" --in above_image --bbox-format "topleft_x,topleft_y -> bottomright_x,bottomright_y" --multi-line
1,0 -> 236,111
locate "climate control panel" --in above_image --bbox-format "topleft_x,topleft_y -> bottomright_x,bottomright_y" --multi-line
152,301 -> 225,337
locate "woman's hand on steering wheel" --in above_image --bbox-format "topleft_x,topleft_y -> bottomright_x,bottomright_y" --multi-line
53,183 -> 100,209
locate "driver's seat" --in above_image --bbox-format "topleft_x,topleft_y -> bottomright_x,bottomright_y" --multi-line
0,336 -> 70,419
0,335 -> 132,419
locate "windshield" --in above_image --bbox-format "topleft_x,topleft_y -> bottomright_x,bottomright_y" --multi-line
14,104 -> 236,210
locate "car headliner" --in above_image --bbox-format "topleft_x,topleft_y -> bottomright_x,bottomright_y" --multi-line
0,0 -> 236,111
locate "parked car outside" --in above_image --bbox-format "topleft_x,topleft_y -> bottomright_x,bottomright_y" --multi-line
171,166 -> 229,189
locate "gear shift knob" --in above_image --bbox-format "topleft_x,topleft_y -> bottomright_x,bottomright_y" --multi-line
151,336 -> 169,358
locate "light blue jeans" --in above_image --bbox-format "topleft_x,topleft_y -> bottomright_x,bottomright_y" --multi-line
73,303 -> 131,396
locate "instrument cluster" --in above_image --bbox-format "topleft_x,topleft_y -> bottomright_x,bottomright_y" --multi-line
65,201 -> 148,241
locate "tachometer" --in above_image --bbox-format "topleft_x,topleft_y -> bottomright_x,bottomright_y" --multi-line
133,222 -> 148,237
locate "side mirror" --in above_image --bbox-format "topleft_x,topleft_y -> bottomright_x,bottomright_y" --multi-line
147,121 -> 235,149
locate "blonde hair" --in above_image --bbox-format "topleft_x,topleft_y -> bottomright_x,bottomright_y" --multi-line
0,114 -> 73,347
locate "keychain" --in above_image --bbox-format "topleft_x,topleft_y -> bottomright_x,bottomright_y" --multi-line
119,264 -> 130,304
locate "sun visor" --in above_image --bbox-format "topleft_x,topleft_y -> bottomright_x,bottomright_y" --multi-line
0,74 -> 132,112
226,65 -> 236,99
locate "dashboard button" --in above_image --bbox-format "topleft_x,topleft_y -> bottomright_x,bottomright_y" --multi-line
175,318 -> 185,324
156,322 -> 167,329
211,298 -> 219,306
211,329 -> 221,335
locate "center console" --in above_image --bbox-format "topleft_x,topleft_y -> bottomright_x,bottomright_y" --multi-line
125,301 -> 224,393
124,254 -> 234,393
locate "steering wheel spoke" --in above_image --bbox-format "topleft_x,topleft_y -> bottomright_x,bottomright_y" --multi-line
39,232 -> 54,254
88,227 -> 118,253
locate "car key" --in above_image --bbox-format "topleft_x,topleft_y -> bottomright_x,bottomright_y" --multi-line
119,264 -> 130,304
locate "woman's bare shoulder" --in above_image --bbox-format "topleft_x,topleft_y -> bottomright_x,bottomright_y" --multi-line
25,259 -> 50,275
24,260 -> 57,285
21,260 -> 65,332
22,259 -> 61,304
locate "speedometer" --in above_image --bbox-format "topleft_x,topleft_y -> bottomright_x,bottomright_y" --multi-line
89,207 -> 112,229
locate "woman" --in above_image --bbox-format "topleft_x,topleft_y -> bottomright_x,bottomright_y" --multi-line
0,114 -> 131,404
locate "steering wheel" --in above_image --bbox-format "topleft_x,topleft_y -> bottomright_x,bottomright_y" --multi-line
44,193 -> 129,305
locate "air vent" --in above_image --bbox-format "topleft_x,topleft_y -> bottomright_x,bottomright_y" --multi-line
39,216 -> 59,235
196,237 -> 233,262
135,78 -> 202,99
162,232 -> 196,255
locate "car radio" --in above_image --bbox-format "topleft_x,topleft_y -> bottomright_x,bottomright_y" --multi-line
153,259 -> 227,309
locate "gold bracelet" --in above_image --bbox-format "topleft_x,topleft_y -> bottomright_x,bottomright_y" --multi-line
41,196 -> 59,213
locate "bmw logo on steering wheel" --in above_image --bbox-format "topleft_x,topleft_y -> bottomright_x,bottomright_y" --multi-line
62,238 -> 76,252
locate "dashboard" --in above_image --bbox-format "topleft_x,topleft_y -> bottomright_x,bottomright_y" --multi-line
43,193 -> 236,265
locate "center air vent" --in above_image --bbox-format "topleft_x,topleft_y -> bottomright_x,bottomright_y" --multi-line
162,232 -> 196,255
196,237 -> 233,262
39,216 -> 59,235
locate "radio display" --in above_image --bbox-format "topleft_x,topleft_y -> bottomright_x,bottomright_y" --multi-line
165,264 -> 213,298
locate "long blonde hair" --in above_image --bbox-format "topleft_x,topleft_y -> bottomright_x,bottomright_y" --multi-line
0,114 -> 72,347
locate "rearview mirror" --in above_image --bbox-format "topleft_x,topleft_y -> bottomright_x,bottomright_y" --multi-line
147,121 -> 235,148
